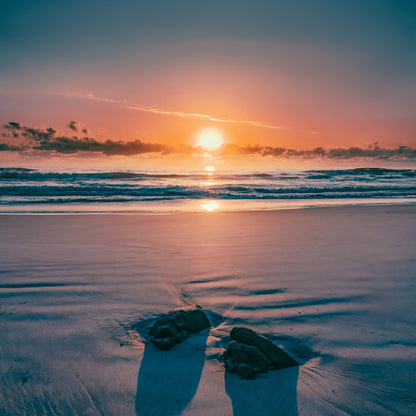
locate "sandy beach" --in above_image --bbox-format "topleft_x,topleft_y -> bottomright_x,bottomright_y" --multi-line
0,205 -> 415,415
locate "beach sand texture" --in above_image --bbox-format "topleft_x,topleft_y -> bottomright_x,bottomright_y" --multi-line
0,205 -> 415,415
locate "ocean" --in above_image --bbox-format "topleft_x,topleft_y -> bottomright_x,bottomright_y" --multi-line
0,166 -> 415,213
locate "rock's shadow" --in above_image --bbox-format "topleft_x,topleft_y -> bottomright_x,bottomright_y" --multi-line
135,330 -> 209,416
225,366 -> 299,416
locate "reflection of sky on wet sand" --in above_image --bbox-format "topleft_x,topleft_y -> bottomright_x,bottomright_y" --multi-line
201,200 -> 220,212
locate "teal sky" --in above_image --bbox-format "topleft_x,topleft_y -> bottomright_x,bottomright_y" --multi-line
1,0 -> 415,150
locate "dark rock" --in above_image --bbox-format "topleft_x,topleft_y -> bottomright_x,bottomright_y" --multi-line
149,306 -> 210,350
224,327 -> 299,378
223,341 -> 274,379
230,327 -> 299,369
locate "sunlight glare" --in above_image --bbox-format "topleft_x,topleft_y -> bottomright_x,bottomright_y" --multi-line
201,200 -> 219,212
195,129 -> 224,152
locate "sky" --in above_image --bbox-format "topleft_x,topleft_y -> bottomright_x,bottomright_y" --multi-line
0,0 -> 415,163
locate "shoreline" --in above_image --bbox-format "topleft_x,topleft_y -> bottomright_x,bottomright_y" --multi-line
0,198 -> 415,215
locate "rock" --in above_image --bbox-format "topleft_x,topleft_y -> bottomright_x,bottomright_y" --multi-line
223,327 -> 299,378
149,306 -> 210,350
230,327 -> 299,369
223,341 -> 274,379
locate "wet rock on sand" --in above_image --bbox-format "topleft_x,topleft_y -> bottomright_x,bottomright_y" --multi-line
149,306 -> 210,350
223,327 -> 299,379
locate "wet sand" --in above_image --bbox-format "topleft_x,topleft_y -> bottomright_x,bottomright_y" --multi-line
0,205 -> 415,415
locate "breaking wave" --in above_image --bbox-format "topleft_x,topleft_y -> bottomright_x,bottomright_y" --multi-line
0,167 -> 415,205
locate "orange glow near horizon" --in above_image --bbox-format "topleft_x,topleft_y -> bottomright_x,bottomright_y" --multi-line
204,165 -> 216,176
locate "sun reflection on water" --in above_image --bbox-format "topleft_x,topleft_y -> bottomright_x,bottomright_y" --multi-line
204,165 -> 216,176
201,200 -> 219,212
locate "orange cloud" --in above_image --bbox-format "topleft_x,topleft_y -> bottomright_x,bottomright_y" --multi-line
71,92 -> 302,131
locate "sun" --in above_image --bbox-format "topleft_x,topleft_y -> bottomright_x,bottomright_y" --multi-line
195,128 -> 224,152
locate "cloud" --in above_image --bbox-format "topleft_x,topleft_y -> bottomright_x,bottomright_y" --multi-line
75,93 -> 290,131
34,136 -> 175,155
222,143 -> 416,160
1,121 -> 415,160
1,121 -> 180,155
68,120 -> 78,131
0,143 -> 25,152
126,103 -> 280,130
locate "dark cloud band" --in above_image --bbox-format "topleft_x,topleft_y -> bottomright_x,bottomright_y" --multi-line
1,121 -> 415,160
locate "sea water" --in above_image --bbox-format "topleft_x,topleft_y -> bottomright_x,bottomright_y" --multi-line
0,166 -> 415,213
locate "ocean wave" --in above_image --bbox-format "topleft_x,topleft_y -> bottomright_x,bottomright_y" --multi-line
0,167 -> 415,204
305,168 -> 416,179
0,185 -> 415,203
1,168 -> 414,182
